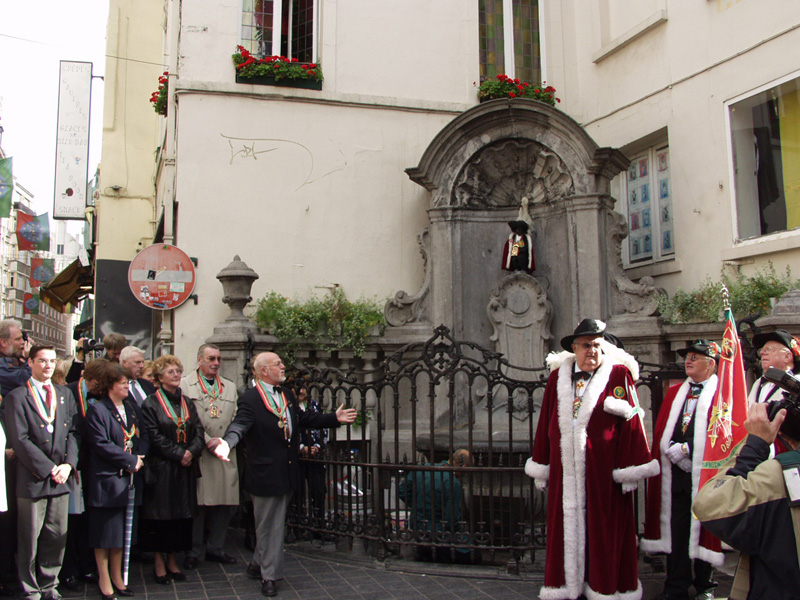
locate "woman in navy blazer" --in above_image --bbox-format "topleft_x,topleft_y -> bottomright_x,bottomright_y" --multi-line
84,363 -> 149,600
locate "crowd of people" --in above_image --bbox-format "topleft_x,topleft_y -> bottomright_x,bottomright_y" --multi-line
527,319 -> 800,600
0,314 -> 798,600
0,320 -> 355,600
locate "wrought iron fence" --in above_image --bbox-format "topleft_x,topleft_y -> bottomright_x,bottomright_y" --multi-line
284,325 -> 734,570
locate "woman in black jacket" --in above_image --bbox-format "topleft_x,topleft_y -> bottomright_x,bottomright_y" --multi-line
84,362 -> 149,599
139,355 -> 204,584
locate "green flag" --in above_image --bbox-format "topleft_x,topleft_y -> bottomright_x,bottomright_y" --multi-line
0,157 -> 12,218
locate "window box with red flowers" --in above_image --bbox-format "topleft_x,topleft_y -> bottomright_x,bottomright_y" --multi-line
150,71 -> 169,116
476,75 -> 560,106
233,46 -> 323,90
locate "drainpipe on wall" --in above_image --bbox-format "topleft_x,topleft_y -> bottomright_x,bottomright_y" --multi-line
156,0 -> 181,356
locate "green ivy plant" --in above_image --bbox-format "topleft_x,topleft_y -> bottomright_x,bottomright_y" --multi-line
659,263 -> 799,324
253,288 -> 385,364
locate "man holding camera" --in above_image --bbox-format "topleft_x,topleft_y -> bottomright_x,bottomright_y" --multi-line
643,340 -> 724,600
693,399 -> 800,599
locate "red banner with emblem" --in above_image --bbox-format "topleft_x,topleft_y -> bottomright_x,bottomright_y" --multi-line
700,305 -> 749,489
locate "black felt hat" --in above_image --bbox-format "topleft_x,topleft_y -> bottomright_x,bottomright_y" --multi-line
561,318 -> 606,352
507,220 -> 529,234
752,329 -> 800,368
677,339 -> 720,361
603,333 -> 625,349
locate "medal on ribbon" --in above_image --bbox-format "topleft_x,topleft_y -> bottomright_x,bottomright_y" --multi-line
155,389 -> 189,443
198,373 -> 223,418
256,382 -> 290,440
27,380 -> 55,433
110,403 -> 139,452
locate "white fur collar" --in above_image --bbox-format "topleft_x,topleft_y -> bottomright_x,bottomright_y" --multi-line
545,338 -> 639,381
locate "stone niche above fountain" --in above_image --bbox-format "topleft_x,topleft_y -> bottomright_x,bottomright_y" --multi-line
385,98 -> 663,370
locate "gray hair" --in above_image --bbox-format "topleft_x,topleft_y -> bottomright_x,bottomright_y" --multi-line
119,346 -> 144,363
197,343 -> 220,359
0,319 -> 22,342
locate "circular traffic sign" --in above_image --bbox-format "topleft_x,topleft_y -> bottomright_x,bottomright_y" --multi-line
128,244 -> 196,310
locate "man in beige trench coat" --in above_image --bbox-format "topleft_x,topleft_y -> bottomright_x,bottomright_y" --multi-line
181,344 -> 239,569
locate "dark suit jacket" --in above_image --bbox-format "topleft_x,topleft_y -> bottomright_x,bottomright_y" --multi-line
0,356 -> 31,398
222,385 -> 339,497
67,379 -> 101,471
3,380 -> 78,498
127,378 -> 156,406
84,397 -> 150,507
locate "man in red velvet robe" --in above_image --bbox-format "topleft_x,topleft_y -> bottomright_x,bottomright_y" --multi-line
642,340 -> 724,600
526,319 -> 658,600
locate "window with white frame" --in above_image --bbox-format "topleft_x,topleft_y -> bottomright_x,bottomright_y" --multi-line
241,0 -> 317,62
728,74 -> 800,241
479,0 -> 541,83
619,145 -> 674,265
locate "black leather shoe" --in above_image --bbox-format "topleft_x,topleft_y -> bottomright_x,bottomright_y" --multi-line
167,570 -> 186,582
82,573 -> 100,584
112,584 -> 135,597
261,579 -> 277,597
60,576 -> 83,591
206,552 -> 236,564
183,556 -> 198,570
152,571 -> 171,585
695,592 -> 715,600
246,562 -> 261,580
98,587 -> 117,600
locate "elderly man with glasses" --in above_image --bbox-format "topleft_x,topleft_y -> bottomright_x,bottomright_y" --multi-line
748,329 -> 799,406
525,318 -> 657,600
643,340 -> 724,600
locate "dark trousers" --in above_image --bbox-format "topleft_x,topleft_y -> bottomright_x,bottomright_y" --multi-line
0,459 -> 17,580
665,475 -> 715,597
61,512 -> 94,580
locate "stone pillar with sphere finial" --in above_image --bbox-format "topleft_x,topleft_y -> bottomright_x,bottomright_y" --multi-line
207,255 -> 260,386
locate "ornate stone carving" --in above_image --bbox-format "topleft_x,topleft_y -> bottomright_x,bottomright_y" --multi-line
450,140 -> 573,208
384,228 -> 431,326
487,272 -> 553,375
606,210 -> 665,316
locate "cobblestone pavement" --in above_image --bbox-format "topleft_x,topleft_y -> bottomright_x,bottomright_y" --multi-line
53,531 -> 733,600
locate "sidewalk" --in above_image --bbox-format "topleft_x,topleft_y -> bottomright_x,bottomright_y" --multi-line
57,531 -> 733,600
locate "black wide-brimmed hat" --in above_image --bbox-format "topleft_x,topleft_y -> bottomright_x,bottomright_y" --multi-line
677,339 -> 720,361
752,329 -> 800,367
561,318 -> 606,351
603,333 -> 625,349
507,220 -> 529,234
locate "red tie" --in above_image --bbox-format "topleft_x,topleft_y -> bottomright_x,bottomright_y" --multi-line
45,385 -> 53,412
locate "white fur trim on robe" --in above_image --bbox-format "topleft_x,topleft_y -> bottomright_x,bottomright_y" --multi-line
539,576 -> 644,600
639,376 -> 724,566
613,459 -> 659,484
604,396 -> 639,421
525,458 -> 549,490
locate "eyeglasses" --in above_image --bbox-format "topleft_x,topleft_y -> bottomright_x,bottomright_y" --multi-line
684,354 -> 710,362
759,345 -> 790,356
575,342 -> 602,351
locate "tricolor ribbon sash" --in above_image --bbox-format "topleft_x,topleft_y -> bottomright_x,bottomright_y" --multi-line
155,389 -> 189,443
256,381 -> 290,440
27,380 -> 55,427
